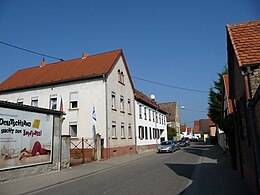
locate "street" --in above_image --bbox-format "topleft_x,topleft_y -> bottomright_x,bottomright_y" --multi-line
25,144 -> 203,195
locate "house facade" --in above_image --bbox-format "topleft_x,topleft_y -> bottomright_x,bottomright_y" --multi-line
134,90 -> 167,153
0,49 -> 136,159
158,102 -> 181,140
227,20 -> 260,194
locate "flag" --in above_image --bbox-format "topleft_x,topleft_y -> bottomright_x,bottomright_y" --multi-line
92,106 -> 97,125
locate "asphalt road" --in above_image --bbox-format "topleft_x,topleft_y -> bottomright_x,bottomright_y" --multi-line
29,145 -> 203,195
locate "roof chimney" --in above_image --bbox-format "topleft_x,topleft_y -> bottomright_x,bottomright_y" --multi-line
82,52 -> 88,59
40,58 -> 46,67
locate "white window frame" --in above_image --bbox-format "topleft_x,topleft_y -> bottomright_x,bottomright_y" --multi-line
120,96 -> 124,112
112,92 -> 116,110
127,99 -> 131,114
69,92 -> 78,109
69,122 -> 77,137
31,97 -> 39,107
121,123 -> 125,138
50,95 -> 57,110
112,121 -> 116,138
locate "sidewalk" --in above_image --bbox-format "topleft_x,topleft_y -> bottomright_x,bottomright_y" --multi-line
0,144 -> 254,195
183,144 -> 254,195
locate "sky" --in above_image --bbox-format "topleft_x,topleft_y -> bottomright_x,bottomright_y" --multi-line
0,0 -> 259,128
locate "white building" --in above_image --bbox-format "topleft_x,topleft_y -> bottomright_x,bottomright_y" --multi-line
0,49 -> 136,159
134,90 -> 167,153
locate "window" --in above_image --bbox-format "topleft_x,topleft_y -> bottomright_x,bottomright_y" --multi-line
156,112 -> 158,123
120,96 -> 124,112
144,107 -> 147,120
50,95 -> 57,110
118,69 -> 124,84
145,127 -> 148,140
112,121 -> 116,138
121,123 -> 125,138
17,98 -> 23,105
128,124 -> 132,138
69,122 -> 77,137
149,127 -> 152,140
31,97 -> 38,107
153,128 -> 156,139
153,111 -> 155,122
127,99 -> 131,114
111,92 -> 116,110
70,92 -> 78,109
139,105 -> 142,119
139,126 -> 144,140
148,109 -> 151,121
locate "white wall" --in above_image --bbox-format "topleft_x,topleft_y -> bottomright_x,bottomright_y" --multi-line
106,56 -> 135,148
0,79 -> 106,140
135,100 -> 167,146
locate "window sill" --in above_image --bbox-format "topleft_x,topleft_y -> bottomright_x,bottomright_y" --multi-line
112,108 -> 117,111
112,137 -> 117,139
69,108 -> 79,111
118,81 -> 125,85
120,111 -> 125,114
129,137 -> 133,139
121,137 -> 126,139
128,113 -> 132,115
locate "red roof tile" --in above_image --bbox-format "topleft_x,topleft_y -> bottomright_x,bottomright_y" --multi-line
223,74 -> 234,113
227,20 -> 260,67
134,89 -> 167,114
193,120 -> 200,134
180,124 -> 187,133
0,49 -> 133,91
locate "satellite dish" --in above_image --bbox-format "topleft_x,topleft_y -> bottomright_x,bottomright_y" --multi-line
151,94 -> 155,100
180,105 -> 185,109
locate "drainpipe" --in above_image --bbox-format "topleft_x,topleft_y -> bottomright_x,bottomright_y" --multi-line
103,74 -> 110,159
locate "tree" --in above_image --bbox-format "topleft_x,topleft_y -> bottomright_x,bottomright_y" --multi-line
208,66 -> 237,169
167,126 -> 176,140
208,66 -> 228,124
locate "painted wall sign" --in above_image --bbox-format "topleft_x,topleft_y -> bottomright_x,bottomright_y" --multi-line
0,107 -> 53,170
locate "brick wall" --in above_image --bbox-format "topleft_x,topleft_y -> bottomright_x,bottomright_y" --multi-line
101,145 -> 136,160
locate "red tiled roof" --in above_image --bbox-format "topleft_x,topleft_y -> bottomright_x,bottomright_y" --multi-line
187,127 -> 192,134
223,74 -> 234,113
134,89 -> 167,114
0,49 -> 134,92
193,120 -> 200,134
180,124 -> 187,133
226,20 -> 260,67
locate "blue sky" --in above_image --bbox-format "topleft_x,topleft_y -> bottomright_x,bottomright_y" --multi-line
0,0 -> 259,127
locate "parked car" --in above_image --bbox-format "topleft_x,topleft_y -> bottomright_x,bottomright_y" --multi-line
178,140 -> 187,147
173,141 -> 180,150
184,137 -> 190,146
157,141 -> 175,153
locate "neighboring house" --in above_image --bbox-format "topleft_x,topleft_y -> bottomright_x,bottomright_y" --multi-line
227,20 -> 260,194
134,90 -> 167,153
199,119 -> 210,142
193,120 -> 201,140
159,102 -> 181,140
0,49 -> 136,160
180,124 -> 192,139
208,116 -> 217,144
219,74 -> 233,151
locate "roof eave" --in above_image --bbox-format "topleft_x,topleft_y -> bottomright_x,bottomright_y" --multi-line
0,74 -> 104,93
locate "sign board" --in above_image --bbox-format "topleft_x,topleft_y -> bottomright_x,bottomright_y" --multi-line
0,107 -> 53,170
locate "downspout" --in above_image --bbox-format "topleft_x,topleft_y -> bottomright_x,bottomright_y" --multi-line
133,96 -> 137,153
103,74 -> 110,159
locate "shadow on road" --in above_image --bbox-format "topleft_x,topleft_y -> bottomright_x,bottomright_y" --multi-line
164,143 -> 254,195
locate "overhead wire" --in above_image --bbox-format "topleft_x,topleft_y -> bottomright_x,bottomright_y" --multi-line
0,40 -> 64,61
132,76 -> 208,94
